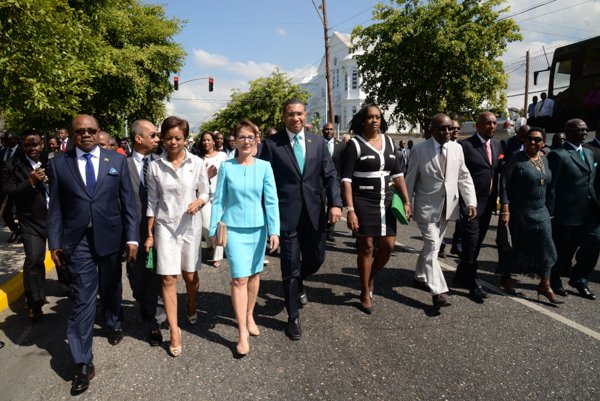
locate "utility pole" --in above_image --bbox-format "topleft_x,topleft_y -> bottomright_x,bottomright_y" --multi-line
322,1 -> 334,124
313,0 -> 334,124
524,50 -> 530,115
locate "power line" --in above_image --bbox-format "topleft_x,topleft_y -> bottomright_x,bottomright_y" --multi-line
515,0 -> 594,24
499,0 -> 558,20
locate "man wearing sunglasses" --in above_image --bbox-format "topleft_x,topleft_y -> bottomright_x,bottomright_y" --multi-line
47,114 -> 139,395
547,118 -> 600,300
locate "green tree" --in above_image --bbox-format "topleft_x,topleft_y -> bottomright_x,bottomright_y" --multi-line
0,0 -> 184,134
201,70 -> 309,135
351,0 -> 522,129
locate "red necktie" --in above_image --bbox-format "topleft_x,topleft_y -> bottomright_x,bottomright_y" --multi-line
485,140 -> 492,164
61,140 -> 66,152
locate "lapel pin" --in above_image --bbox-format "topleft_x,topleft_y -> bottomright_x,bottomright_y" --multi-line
104,158 -> 109,162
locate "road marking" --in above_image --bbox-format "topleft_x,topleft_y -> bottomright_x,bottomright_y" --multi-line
394,239 -> 600,341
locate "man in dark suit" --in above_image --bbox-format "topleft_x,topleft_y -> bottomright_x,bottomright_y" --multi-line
47,114 -> 138,395
1,130 -> 21,242
260,99 -> 343,340
57,128 -> 74,153
322,122 -> 344,242
3,130 -> 49,320
455,112 -> 503,301
126,119 -> 165,346
547,118 -> 600,300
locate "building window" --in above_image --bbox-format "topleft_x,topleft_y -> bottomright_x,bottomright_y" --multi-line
351,70 -> 358,89
344,71 -> 348,91
351,106 -> 357,116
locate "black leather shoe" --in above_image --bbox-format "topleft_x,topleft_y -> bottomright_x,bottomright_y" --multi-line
449,247 -> 462,257
108,329 -> 124,346
285,318 -> 301,340
432,293 -> 451,308
552,286 -> 568,297
299,291 -> 308,306
412,279 -> 429,292
71,363 -> 95,396
29,306 -> 43,322
568,281 -> 596,300
470,285 -> 488,300
148,330 -> 162,347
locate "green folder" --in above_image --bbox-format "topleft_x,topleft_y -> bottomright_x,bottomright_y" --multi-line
146,246 -> 157,270
391,192 -> 408,225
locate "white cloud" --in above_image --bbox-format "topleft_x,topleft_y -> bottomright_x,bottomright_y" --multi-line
166,50 -> 317,129
275,27 -> 287,37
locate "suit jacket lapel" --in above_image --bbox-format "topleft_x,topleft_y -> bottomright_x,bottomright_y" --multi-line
566,143 -> 589,171
128,157 -> 141,188
428,139 -> 444,179
281,132 -> 302,176
94,148 -> 111,195
65,150 -> 89,197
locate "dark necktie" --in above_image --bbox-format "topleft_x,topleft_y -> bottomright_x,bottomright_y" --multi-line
83,153 -> 96,195
142,156 -> 149,186
439,145 -> 446,177
5,148 -> 12,161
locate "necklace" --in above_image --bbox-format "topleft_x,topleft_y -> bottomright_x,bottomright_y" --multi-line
529,157 -> 546,185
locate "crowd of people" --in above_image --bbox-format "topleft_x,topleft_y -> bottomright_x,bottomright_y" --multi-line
1,99 -> 599,396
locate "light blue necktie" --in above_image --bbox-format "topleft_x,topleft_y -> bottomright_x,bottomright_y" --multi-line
293,134 -> 304,173
578,148 -> 586,161
83,153 -> 96,195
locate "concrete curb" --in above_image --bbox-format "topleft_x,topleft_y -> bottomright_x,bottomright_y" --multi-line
0,252 -> 54,312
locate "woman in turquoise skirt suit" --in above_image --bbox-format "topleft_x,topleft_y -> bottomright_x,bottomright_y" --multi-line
209,119 -> 280,356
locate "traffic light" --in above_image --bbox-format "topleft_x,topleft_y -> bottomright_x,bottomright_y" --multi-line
173,76 -> 179,91
208,77 -> 214,92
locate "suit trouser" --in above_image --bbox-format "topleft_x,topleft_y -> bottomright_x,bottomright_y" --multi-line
415,219 -> 449,295
495,224 -> 513,275
457,198 -> 495,287
67,230 -> 123,365
280,206 -> 326,320
126,250 -> 166,331
1,195 -> 19,233
20,232 -> 47,309
551,218 -> 600,287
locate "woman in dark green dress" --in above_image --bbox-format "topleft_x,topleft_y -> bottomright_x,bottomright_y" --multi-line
499,128 -> 561,304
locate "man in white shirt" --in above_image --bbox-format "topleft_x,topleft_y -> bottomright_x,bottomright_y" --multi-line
535,92 -> 555,130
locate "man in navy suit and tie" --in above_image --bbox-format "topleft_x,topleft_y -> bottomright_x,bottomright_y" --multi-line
261,99 -> 343,340
47,114 -> 138,395
547,118 -> 600,300
322,122 -> 345,242
455,112 -> 503,301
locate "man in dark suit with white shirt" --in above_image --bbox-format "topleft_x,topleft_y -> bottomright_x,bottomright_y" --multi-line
126,119 -> 165,346
260,99 -> 343,340
47,114 -> 138,395
547,118 -> 600,300
322,122 -> 344,242
455,112 -> 503,301
584,119 -> 600,208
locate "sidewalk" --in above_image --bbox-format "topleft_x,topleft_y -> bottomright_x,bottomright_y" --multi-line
0,226 -> 53,312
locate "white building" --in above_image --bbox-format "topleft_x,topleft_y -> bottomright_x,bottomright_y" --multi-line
300,31 -> 418,135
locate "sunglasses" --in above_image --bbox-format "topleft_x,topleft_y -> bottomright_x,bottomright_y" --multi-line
73,128 -> 99,136
526,136 -> 543,143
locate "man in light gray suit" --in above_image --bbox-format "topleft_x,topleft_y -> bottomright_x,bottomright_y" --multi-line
405,113 -> 477,308
126,120 -> 165,345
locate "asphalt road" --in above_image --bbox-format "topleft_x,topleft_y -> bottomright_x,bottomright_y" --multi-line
1,216 -> 599,401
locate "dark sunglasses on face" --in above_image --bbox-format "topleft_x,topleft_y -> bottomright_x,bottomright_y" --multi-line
526,136 -> 543,143
73,128 -> 99,135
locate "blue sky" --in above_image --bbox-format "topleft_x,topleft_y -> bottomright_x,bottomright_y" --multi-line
154,0 -> 600,128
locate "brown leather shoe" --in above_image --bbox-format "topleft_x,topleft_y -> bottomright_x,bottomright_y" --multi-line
432,293 -> 451,308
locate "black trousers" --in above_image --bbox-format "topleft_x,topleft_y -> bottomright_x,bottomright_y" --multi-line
126,249 -> 165,331
21,232 -> 47,309
551,217 -> 600,288
456,197 -> 495,287
280,205 -> 326,320
1,195 -> 19,234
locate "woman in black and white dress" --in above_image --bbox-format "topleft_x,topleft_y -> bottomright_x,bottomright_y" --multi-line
341,104 -> 411,314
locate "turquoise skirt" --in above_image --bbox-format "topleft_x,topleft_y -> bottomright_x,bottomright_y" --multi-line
225,226 -> 267,278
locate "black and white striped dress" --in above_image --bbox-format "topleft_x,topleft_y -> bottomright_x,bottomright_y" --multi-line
341,134 -> 404,237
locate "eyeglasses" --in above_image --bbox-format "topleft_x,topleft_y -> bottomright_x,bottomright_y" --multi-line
237,136 -> 256,143
526,136 -> 543,143
73,128 -> 99,136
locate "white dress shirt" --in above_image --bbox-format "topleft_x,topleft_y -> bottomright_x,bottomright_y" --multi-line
26,155 -> 49,208
75,146 -> 100,184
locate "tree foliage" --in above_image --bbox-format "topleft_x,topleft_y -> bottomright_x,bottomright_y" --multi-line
0,0 -> 185,134
351,0 -> 522,129
201,70 -> 309,135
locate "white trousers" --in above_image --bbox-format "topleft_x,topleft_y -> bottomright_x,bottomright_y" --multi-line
200,199 -> 224,261
415,219 -> 449,295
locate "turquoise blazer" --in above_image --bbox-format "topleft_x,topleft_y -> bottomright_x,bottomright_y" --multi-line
209,158 -> 280,237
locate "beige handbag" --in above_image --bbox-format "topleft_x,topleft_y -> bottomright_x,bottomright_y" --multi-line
216,221 -> 227,247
